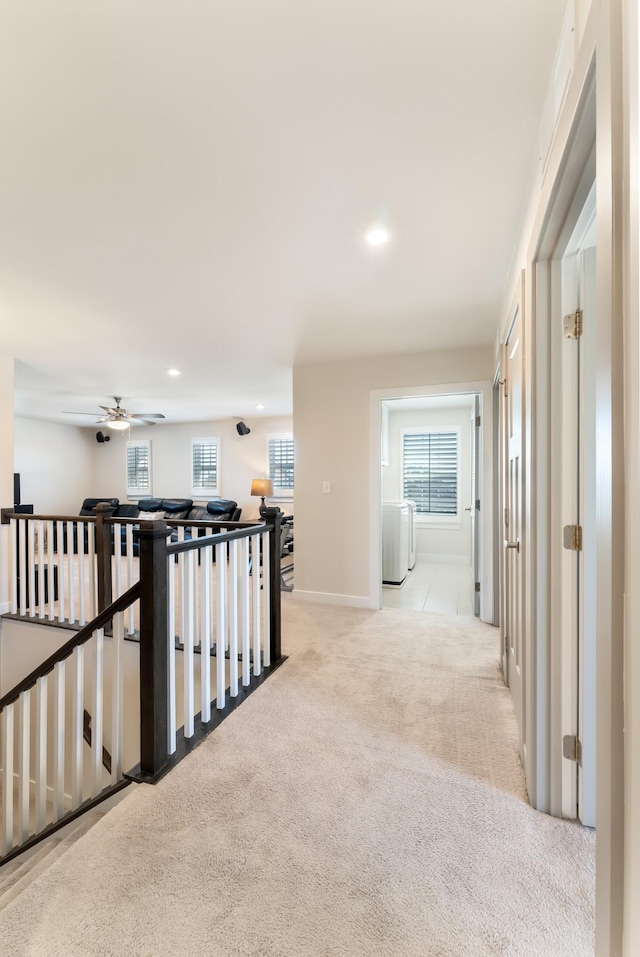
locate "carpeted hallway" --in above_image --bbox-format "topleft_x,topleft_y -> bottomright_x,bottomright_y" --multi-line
0,600 -> 595,956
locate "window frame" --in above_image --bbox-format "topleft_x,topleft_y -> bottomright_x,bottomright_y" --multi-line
191,437 -> 221,498
126,440 -> 152,498
267,433 -> 295,499
401,426 -> 461,526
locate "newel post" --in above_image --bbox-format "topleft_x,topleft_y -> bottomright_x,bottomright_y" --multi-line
263,507 -> 282,662
137,520 -> 171,779
94,502 -> 116,614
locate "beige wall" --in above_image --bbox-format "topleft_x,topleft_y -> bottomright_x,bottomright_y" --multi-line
88,415 -> 293,521
14,417 -> 95,514
293,348 -> 492,604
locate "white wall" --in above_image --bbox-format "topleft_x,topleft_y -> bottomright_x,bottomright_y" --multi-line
89,415 -> 294,521
293,348 -> 492,605
14,417 -> 95,514
382,405 -> 473,562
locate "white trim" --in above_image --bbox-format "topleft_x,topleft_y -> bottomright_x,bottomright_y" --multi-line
0,600 -> 10,615
292,590 -> 376,610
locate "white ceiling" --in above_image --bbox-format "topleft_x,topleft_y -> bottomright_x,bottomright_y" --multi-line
1,1 -> 564,426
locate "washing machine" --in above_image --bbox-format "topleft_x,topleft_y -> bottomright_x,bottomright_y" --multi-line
382,501 -> 410,585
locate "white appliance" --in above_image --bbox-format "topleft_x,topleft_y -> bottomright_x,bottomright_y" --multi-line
382,501 -> 410,585
406,500 -> 417,570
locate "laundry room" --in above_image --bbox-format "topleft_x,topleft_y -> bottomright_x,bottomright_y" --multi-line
381,394 -> 475,613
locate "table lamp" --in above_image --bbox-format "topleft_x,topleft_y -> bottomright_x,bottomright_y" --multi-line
251,478 -> 273,516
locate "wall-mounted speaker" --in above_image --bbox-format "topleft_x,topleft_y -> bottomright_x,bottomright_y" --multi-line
236,421 -> 251,436
96,431 -> 111,443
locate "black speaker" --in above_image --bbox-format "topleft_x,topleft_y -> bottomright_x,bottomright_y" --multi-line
236,421 -> 251,436
96,431 -> 111,443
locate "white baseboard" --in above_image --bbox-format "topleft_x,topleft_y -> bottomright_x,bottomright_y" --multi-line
0,601 -> 11,615
293,590 -> 377,610
416,553 -> 471,565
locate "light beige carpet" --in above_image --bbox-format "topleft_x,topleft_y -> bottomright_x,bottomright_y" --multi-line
0,602 -> 594,956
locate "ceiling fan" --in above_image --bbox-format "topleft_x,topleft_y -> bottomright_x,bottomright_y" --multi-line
63,396 -> 166,430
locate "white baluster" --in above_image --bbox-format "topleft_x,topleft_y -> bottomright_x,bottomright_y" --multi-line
251,533 -> 262,677
71,645 -> 84,808
67,521 -> 76,624
183,549 -> 195,738
45,520 -> 54,621
37,520 -> 46,619
18,519 -> 26,616
216,541 -> 227,708
168,555 -> 177,755
114,522 -> 123,600
200,546 -> 212,723
27,520 -> 35,619
92,630 -> 104,797
18,691 -> 30,843
10,519 -> 17,615
1,704 -> 15,854
35,676 -> 48,832
52,661 -> 65,821
229,539 -> 239,696
126,523 -> 135,634
111,613 -> 124,782
57,520 -> 65,623
242,536 -> 251,687
88,521 -> 96,618
263,532 -> 271,669
78,524 -> 87,626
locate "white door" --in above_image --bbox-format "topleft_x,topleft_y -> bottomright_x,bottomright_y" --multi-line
504,307 -> 525,747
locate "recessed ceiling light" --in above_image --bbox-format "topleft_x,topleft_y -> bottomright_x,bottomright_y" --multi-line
256,403 -> 265,410
364,225 -> 391,246
167,368 -> 181,376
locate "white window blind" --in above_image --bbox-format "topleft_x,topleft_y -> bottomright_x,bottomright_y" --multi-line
403,431 -> 458,515
192,438 -> 219,496
127,441 -> 151,496
268,435 -> 294,495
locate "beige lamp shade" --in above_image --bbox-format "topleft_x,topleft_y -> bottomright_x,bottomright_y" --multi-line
251,478 -> 273,498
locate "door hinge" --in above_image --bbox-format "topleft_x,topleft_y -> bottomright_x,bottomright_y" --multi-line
563,309 -> 583,339
563,734 -> 582,766
563,524 -> 583,551
475,499 -> 480,511
504,507 -> 510,527
504,632 -> 509,653
475,415 -> 481,427
475,582 -> 480,593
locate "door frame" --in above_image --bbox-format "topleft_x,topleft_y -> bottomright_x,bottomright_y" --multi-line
369,380 -> 494,622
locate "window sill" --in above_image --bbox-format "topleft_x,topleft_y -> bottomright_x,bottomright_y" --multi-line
416,516 -> 462,531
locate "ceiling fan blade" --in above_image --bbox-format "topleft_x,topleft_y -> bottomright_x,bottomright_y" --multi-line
128,412 -> 165,419
62,411 -> 104,416
99,406 -> 119,415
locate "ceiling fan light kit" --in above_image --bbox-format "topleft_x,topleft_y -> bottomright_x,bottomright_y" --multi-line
63,396 -> 166,429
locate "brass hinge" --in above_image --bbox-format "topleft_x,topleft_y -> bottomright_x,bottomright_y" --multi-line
563,734 -> 582,765
563,524 -> 583,551
475,415 -> 481,427
563,309 -> 583,339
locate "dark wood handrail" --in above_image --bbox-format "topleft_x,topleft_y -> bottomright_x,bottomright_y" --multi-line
167,522 -> 268,555
1,510 -> 98,525
0,582 -> 141,712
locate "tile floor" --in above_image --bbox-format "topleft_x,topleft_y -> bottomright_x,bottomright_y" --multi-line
382,559 -> 475,616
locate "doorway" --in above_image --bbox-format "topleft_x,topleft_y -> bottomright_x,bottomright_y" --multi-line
379,392 -> 481,617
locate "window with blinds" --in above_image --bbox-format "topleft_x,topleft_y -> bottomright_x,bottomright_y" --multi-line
403,430 -> 458,515
191,438 -> 220,496
126,441 -> 151,497
268,435 -> 294,495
